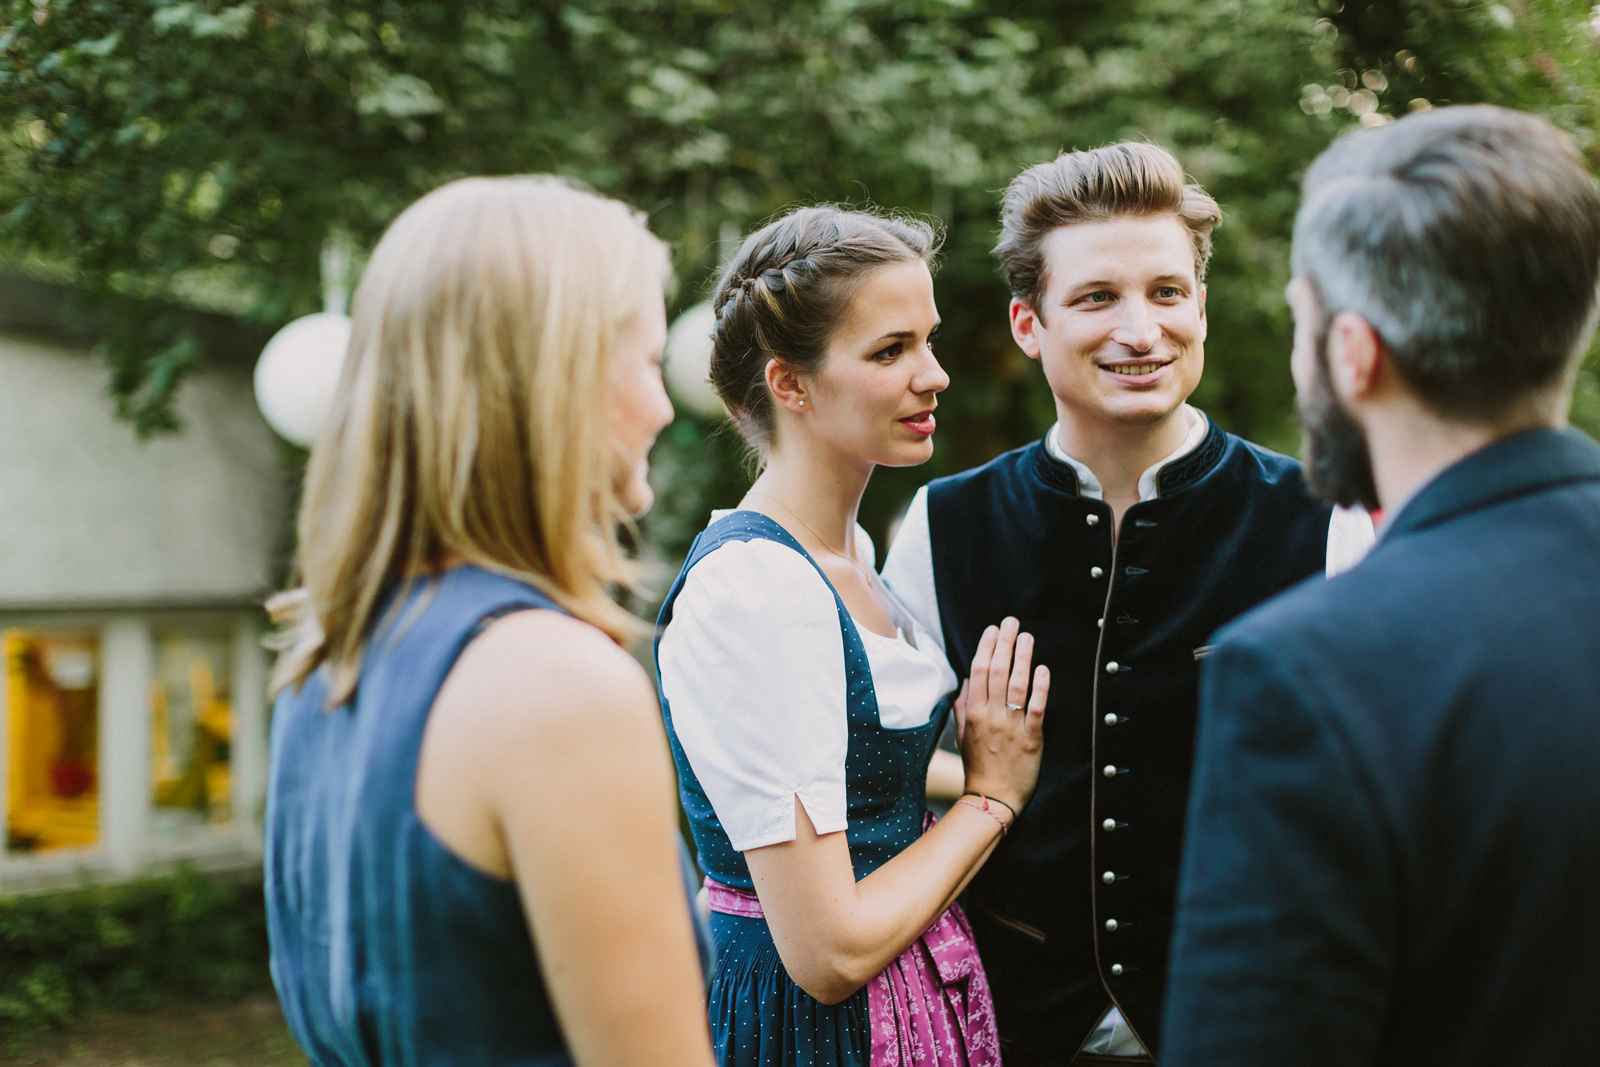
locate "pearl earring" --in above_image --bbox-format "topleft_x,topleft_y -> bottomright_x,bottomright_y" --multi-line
798,399 -> 806,408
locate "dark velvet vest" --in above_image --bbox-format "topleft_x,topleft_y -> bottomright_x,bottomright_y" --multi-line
925,419 -> 1329,1060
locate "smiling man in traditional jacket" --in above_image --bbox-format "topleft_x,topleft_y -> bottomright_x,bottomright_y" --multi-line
882,142 -> 1371,1065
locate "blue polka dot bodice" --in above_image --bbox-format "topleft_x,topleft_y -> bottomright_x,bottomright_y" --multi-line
657,511 -> 949,890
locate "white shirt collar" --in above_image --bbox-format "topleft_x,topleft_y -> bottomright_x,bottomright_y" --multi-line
1045,405 -> 1208,502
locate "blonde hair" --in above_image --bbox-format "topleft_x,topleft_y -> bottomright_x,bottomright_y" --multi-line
269,175 -> 669,704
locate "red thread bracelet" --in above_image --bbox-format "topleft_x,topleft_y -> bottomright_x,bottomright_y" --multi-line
957,793 -> 1011,835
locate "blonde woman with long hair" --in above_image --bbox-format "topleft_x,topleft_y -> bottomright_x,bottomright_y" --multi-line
264,176 -> 714,1067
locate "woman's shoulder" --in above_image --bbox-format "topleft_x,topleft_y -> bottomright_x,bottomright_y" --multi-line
661,528 -> 845,669
680,527 -> 835,610
450,610 -> 656,736
417,606 -> 674,885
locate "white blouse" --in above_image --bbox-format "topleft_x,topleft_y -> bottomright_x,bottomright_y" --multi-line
657,523 -> 958,853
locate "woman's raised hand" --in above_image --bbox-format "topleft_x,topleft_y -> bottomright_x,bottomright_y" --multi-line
953,617 -> 1048,817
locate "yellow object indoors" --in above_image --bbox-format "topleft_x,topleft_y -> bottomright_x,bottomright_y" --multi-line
4,630 -> 100,853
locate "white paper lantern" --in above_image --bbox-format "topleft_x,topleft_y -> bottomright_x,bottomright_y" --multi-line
253,312 -> 352,448
663,302 -> 725,420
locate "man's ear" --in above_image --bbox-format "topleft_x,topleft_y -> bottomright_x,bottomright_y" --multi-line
1010,297 -> 1043,360
764,358 -> 807,413
1197,284 -> 1208,342
1326,310 -> 1382,401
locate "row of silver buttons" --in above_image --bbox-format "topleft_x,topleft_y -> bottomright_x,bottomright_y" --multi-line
1090,506 -> 1124,979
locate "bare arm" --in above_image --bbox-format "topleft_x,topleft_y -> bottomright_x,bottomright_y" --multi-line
924,748 -> 965,802
419,611 -> 714,1067
745,618 -> 1048,1004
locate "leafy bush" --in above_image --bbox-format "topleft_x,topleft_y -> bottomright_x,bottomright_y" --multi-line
0,865 -> 271,1037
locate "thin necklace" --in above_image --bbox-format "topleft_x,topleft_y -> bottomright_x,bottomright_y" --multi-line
745,490 -> 914,641
744,490 -> 876,585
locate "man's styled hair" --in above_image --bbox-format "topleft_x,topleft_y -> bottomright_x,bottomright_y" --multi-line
993,142 -> 1221,315
1294,104 -> 1600,424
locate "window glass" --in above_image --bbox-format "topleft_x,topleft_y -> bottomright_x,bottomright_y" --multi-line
4,630 -> 101,853
151,631 -> 233,834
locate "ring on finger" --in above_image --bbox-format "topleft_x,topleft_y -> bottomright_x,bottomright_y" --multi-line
1006,701 -> 1024,712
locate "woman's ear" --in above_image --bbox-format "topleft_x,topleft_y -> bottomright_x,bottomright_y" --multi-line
765,358 -> 808,413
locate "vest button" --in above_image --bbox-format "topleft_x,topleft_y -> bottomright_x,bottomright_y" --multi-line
1104,713 -> 1118,726
1102,870 -> 1116,884
1090,566 -> 1104,579
1102,818 -> 1116,831
1105,919 -> 1118,931
1086,513 -> 1101,526
1110,963 -> 1124,976
1103,764 -> 1118,778
1106,661 -> 1121,674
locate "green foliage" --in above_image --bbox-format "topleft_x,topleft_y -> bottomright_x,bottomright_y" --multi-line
5,0 -> 1600,545
1316,0 -> 1600,447
0,0 -> 1341,530
0,866 -> 271,1037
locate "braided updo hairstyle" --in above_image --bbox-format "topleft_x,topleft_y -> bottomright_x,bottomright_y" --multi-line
710,205 -> 940,454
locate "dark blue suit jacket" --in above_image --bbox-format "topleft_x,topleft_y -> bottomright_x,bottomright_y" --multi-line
1162,428 -> 1600,1067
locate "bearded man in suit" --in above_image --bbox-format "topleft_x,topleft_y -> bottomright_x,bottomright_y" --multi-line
1162,104 -> 1600,1067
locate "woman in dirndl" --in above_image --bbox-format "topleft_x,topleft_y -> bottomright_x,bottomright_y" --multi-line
656,205 -> 1049,1066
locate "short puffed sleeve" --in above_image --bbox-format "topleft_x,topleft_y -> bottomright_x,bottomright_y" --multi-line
657,539 -> 848,851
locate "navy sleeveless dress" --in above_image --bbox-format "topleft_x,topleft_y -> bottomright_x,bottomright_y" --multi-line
266,566 -> 705,1065
657,513 -> 950,1067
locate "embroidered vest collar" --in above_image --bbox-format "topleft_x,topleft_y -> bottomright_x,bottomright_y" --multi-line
1027,416 -> 1228,498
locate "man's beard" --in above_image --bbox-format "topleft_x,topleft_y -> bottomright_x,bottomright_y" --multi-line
1299,325 -> 1380,512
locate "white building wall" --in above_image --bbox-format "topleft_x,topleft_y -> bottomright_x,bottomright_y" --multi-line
0,300 -> 291,891
0,330 -> 290,609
